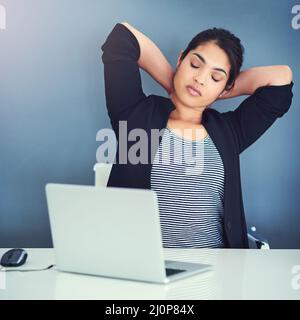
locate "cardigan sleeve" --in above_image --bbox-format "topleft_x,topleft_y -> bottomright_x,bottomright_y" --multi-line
101,23 -> 147,124
222,81 -> 294,154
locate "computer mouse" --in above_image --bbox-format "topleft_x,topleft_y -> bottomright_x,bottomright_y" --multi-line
0,248 -> 28,267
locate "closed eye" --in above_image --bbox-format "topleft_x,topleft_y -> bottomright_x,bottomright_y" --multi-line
190,63 -> 221,82
191,63 -> 199,69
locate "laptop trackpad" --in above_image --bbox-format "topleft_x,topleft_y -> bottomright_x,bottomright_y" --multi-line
165,267 -> 185,277
164,259 -> 211,277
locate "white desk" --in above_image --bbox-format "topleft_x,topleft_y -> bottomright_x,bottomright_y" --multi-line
0,248 -> 299,300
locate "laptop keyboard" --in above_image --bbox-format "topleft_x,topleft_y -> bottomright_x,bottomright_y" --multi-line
165,268 -> 185,277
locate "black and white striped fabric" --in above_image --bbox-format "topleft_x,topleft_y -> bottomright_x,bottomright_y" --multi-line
150,127 -> 225,248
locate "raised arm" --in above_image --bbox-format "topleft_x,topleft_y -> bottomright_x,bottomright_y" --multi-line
221,66 -> 294,154
120,22 -> 175,95
101,22 -> 175,125
101,23 -> 147,124
218,65 -> 293,99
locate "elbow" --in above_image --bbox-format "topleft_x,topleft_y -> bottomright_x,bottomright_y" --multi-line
268,65 -> 293,86
281,65 -> 293,84
120,21 -> 130,28
285,65 -> 293,83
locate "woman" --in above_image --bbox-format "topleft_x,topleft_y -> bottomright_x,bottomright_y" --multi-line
101,22 -> 294,248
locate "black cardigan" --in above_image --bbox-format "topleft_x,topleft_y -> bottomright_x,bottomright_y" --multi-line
101,23 -> 294,248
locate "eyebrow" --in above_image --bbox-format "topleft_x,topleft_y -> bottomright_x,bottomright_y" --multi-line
192,53 -> 227,76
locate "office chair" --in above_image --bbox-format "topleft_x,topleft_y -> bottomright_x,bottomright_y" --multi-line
93,163 -> 270,250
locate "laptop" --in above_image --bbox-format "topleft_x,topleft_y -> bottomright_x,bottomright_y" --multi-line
45,183 -> 212,284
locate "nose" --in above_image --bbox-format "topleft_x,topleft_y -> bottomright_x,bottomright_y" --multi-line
194,69 -> 209,86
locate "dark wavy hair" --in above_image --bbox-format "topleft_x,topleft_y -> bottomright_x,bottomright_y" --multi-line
180,27 -> 244,91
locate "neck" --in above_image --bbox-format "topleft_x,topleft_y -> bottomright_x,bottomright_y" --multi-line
169,92 -> 206,124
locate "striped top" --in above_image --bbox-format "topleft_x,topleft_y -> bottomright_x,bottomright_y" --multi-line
150,127 -> 225,248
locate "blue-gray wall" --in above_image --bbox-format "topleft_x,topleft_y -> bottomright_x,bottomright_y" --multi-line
0,0 -> 299,248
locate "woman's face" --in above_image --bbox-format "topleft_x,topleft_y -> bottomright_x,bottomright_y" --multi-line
172,41 -> 231,108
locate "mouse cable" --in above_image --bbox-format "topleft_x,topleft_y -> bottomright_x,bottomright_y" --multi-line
0,264 -> 56,272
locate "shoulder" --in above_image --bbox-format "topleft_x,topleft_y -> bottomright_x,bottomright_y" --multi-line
203,107 -> 224,122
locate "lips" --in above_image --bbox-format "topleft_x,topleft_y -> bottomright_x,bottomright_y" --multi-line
187,85 -> 202,97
